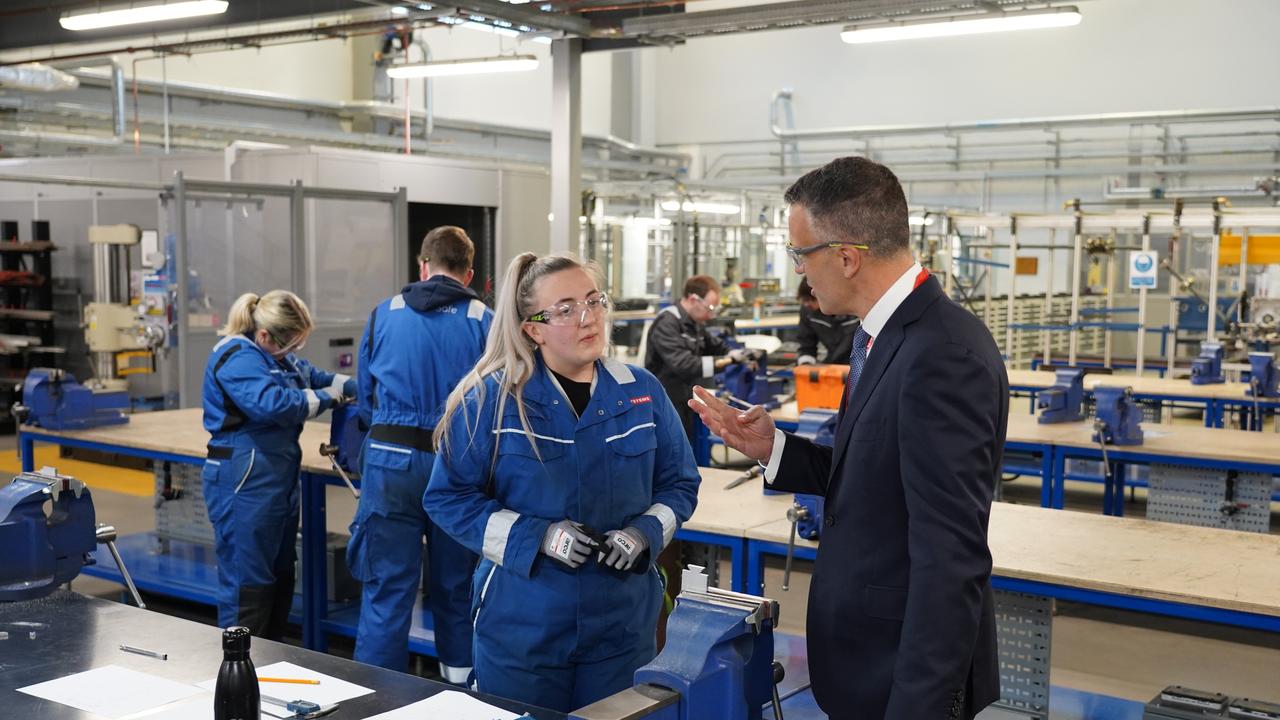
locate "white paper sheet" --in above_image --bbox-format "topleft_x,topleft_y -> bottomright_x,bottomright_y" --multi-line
196,661 -> 374,707
360,691 -> 522,720
129,692 -> 287,720
17,665 -> 204,720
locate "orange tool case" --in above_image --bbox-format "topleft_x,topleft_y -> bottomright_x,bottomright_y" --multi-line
795,364 -> 848,411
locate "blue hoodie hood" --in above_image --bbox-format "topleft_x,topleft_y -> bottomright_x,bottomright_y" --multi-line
401,275 -> 480,313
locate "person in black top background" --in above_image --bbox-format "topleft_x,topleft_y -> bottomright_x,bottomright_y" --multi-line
643,275 -> 747,440
796,278 -> 860,366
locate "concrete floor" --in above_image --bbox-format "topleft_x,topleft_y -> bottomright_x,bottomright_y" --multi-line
12,430 -> 1280,719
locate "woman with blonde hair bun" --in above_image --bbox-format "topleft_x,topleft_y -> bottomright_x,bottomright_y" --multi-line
201,289 -> 355,638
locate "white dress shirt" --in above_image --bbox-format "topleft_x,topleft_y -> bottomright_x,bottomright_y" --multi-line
764,263 -> 924,482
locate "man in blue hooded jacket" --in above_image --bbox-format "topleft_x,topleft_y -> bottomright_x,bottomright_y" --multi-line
349,226 -> 493,679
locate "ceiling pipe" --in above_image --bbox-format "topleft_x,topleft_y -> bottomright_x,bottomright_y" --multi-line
769,90 -> 1280,141
67,69 -> 689,164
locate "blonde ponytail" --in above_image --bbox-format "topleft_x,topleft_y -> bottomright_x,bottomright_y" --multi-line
220,293 -> 260,336
219,289 -> 314,341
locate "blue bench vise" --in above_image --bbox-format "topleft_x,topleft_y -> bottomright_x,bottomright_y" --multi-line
715,349 -> 785,410
12,368 -> 129,430
318,402 -> 365,499
1190,341 -> 1225,385
1092,386 -> 1144,446
1247,352 -> 1279,398
1037,369 -> 1085,423
570,565 -> 783,720
0,469 -> 97,601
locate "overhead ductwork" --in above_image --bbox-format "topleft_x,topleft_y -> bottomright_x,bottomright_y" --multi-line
0,63 -> 79,92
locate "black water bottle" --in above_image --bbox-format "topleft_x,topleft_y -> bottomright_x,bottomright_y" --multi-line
214,626 -> 260,720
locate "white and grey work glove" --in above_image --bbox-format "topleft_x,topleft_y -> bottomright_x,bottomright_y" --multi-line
542,520 -> 599,569
601,527 -> 649,571
796,354 -> 816,366
727,348 -> 749,363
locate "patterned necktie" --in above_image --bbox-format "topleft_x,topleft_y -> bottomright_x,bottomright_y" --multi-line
846,327 -> 872,402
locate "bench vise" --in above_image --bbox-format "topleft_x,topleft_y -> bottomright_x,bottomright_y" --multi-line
715,349 -> 784,410
1247,352 -> 1279,398
0,469 -> 97,601
0,468 -> 145,606
12,368 -> 128,430
1037,369 -> 1085,423
1190,341 -> 1225,385
1092,386 -> 1144,446
570,566 -> 783,720
318,402 -> 365,499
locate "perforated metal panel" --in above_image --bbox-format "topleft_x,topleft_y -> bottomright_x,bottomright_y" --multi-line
154,461 -> 215,546
993,590 -> 1052,719
1147,464 -> 1272,533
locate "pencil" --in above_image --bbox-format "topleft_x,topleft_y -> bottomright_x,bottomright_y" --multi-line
258,677 -> 321,685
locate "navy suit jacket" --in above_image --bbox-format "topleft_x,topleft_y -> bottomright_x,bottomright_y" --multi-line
771,275 -> 1008,720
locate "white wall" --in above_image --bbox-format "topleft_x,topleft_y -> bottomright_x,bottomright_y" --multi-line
132,39 -> 355,104
396,26 -> 615,137
651,0 -> 1280,144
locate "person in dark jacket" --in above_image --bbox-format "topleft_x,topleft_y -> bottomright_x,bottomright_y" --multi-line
643,274 -> 747,440
349,226 -> 493,679
796,278 -> 860,366
690,157 -> 1005,720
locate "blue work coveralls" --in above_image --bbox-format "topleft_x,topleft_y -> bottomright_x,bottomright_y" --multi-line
201,334 -> 353,637
348,276 -> 492,676
424,356 -> 701,712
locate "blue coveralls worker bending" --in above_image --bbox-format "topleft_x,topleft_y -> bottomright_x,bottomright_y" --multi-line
425,253 -> 701,713
201,290 -> 354,638
349,226 -> 493,679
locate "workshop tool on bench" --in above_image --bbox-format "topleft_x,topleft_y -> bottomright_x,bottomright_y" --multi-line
0,467 -> 144,607
1037,368 -> 1085,423
262,695 -> 339,719
569,565 -> 784,720
11,368 -> 128,430
724,465 -> 761,490
1092,386 -> 1144,446
317,402 -> 363,499
1190,341 -> 1226,385
715,348 -> 785,410
1246,351 -> 1278,430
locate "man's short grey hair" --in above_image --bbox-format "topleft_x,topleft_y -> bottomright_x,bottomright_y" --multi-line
784,157 -> 910,259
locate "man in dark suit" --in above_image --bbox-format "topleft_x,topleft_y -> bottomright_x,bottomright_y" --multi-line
690,157 -> 1008,720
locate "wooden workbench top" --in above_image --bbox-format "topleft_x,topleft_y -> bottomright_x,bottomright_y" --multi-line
747,502 -> 1280,619
683,467 -> 794,537
21,407 -> 337,475
1007,368 -> 1257,402
1048,420 -> 1280,465
735,314 -> 799,331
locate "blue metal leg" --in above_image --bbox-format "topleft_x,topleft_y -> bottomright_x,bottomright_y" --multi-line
19,433 -> 34,472
1114,464 -> 1127,518
1039,450 -> 1053,508
1051,447 -> 1066,509
300,471 -> 327,651
746,541 -> 765,596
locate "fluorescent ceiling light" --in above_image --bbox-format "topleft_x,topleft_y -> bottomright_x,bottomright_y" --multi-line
841,7 -> 1081,44
661,200 -> 741,215
61,0 -> 229,31
908,216 -> 935,227
386,55 -> 539,78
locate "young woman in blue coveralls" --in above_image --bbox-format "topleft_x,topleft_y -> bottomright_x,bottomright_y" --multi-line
202,290 -> 355,638
425,253 -> 701,713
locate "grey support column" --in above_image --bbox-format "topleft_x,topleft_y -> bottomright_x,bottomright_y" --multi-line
550,38 -> 582,253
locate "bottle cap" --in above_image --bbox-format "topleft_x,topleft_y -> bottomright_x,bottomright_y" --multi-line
222,626 -> 251,658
